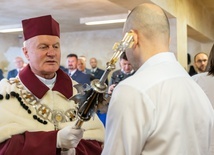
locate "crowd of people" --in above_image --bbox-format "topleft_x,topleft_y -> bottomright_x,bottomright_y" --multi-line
0,2 -> 213,155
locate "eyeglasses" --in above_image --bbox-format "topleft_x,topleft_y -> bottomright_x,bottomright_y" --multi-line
196,59 -> 207,63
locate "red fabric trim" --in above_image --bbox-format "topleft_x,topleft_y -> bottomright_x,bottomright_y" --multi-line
52,69 -> 73,99
76,139 -> 103,155
19,65 -> 73,99
0,131 -> 58,155
0,133 -> 103,155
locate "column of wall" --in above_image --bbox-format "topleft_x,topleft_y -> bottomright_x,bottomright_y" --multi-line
151,0 -> 213,68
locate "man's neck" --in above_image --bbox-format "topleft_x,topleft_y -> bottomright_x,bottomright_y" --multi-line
35,73 -> 57,89
69,69 -> 77,72
121,69 -> 134,75
68,69 -> 77,76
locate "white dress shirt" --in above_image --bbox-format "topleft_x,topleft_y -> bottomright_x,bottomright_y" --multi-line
192,72 -> 214,154
192,72 -> 214,109
102,52 -> 214,155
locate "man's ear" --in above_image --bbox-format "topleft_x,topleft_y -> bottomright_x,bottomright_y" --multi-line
22,47 -> 30,61
129,30 -> 138,49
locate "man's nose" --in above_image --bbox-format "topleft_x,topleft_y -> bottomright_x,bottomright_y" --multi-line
201,61 -> 207,65
47,47 -> 56,55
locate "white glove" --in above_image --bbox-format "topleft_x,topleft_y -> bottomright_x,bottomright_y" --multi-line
57,126 -> 84,149
61,148 -> 76,155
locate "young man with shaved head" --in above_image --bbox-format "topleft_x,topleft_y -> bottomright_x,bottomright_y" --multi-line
102,3 -> 214,155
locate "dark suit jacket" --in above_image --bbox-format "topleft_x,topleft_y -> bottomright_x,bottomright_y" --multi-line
89,68 -> 104,79
68,69 -> 91,85
110,69 -> 135,85
7,69 -> 18,79
85,68 -> 91,74
188,65 -> 197,76
87,68 -> 108,84
0,69 -> 4,80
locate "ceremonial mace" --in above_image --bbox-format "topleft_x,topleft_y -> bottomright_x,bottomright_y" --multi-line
72,32 -> 134,128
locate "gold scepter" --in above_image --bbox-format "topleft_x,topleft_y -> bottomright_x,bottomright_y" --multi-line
72,32 -> 134,128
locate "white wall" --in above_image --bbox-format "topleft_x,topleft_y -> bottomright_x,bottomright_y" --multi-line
0,33 -> 21,74
60,28 -> 124,70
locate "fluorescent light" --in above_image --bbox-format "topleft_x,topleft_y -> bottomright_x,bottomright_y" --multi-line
0,24 -> 23,33
0,28 -> 23,33
85,19 -> 126,25
80,13 -> 128,25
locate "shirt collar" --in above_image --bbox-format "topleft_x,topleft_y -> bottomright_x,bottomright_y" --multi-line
69,69 -> 77,76
91,68 -> 97,72
35,73 -> 57,89
121,69 -> 135,75
137,52 -> 176,73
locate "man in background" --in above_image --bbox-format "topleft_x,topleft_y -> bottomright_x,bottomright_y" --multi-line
108,52 -> 135,94
7,56 -> 25,79
189,52 -> 208,76
192,44 -> 214,109
89,57 -> 105,80
66,53 -> 91,85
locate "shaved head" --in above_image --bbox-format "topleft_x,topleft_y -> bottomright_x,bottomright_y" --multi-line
124,3 -> 170,42
123,3 -> 171,70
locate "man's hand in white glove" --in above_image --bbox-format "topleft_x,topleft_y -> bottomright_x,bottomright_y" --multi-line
57,126 -> 84,149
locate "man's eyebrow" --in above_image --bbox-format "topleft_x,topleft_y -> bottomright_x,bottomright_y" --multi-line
38,42 -> 60,45
54,42 -> 60,45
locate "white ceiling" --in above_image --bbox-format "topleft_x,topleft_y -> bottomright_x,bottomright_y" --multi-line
0,0 -> 130,34
0,0 -> 213,39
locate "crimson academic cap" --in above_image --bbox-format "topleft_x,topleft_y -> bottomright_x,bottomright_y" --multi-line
22,15 -> 60,40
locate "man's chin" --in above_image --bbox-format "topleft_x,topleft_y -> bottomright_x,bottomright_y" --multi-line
45,66 -> 59,72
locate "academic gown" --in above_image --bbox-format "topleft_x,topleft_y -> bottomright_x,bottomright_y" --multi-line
0,65 -> 104,155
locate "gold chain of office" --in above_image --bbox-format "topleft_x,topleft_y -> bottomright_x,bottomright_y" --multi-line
8,78 -> 77,128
